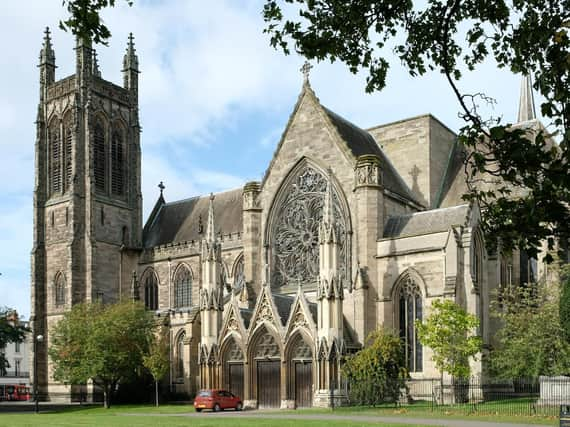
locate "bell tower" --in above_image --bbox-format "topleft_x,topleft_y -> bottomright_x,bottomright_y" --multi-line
31,29 -> 143,400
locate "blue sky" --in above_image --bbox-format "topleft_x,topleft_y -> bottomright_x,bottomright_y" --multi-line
0,0 -> 532,319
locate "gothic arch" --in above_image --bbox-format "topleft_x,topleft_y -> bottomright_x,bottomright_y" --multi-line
247,323 -> 283,361
265,157 -> 352,289
392,268 -> 424,373
284,328 -> 313,361
174,330 -> 186,380
53,271 -> 66,308
172,262 -> 193,309
48,115 -> 61,196
140,267 -> 159,310
93,114 -> 108,194
471,227 -> 485,291
231,253 -> 245,292
220,333 -> 246,362
111,119 -> 127,196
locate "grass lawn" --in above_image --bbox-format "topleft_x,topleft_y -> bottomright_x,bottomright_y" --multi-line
0,405 -> 433,427
294,403 -> 558,426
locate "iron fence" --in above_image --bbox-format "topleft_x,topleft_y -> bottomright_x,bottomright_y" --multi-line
346,376 -> 570,417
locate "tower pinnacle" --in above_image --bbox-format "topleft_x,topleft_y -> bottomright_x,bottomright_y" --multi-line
123,32 -> 139,71
206,193 -> 216,243
517,74 -> 536,122
39,27 -> 55,66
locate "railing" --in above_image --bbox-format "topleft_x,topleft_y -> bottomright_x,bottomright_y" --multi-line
346,377 -> 570,417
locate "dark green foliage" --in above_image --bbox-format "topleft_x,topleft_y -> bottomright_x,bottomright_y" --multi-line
559,265 -> 570,344
490,280 -> 570,378
342,329 -> 407,406
263,0 -> 570,260
49,301 -> 155,408
60,0 -> 134,45
0,308 -> 27,376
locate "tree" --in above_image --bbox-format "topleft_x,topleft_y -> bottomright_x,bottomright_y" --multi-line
0,309 -> 27,376
560,264 -> 570,344
263,0 -> 570,261
49,301 -> 155,408
341,328 -> 407,406
490,279 -> 570,378
60,0 -> 134,45
142,324 -> 170,407
416,299 -> 481,381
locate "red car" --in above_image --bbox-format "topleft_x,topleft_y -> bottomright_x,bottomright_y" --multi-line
193,389 -> 243,412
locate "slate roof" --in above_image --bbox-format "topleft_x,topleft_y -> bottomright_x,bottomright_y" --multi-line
240,308 -> 253,329
383,204 -> 470,239
323,107 -> 419,204
143,188 -> 243,248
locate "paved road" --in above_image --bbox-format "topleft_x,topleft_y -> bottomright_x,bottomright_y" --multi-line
123,410 -> 553,427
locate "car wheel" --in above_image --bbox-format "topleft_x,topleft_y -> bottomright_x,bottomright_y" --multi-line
196,408 -> 202,413
236,402 -> 243,411
214,403 -> 221,412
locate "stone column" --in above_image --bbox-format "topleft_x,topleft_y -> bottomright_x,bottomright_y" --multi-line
353,154 -> 383,342
242,181 -> 262,302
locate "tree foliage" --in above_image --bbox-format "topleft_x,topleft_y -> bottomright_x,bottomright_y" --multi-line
142,324 -> 170,407
49,301 -> 155,408
0,309 -> 27,376
263,0 -> 570,260
60,0 -> 134,45
560,265 -> 570,344
490,279 -> 570,378
342,328 -> 407,406
416,299 -> 481,380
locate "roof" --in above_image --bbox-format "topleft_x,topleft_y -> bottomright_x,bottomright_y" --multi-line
240,308 -> 253,329
383,204 -> 470,239
143,188 -> 243,248
323,107 -> 419,204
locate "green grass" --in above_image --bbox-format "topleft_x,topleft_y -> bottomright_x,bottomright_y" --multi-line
0,405 -> 432,427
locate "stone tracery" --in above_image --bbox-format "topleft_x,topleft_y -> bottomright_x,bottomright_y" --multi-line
271,164 -> 348,288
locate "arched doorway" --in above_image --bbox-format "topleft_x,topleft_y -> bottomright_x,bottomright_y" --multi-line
221,336 -> 245,398
287,332 -> 314,408
250,326 -> 281,408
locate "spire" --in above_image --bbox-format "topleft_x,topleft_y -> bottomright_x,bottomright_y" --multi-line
323,167 -> 334,226
92,49 -> 101,77
39,27 -> 55,66
517,74 -> 537,122
123,32 -> 139,71
206,193 -> 216,243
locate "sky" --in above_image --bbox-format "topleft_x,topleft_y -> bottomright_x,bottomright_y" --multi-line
0,0 -> 532,319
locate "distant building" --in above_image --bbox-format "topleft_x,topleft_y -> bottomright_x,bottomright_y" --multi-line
0,311 -> 30,387
31,28 -> 547,407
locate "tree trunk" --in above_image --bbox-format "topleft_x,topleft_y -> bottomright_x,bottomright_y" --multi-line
103,384 -> 112,409
155,380 -> 159,407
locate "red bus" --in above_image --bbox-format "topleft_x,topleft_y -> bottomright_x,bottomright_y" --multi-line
0,384 -> 30,401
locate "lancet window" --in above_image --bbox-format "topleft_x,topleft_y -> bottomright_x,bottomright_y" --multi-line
176,332 -> 185,379
49,119 -> 61,195
54,272 -> 66,307
63,113 -> 73,192
111,126 -> 125,196
232,255 -> 245,292
397,276 -> 422,373
174,265 -> 192,308
143,270 -> 158,310
94,118 -> 106,193
270,164 -> 348,288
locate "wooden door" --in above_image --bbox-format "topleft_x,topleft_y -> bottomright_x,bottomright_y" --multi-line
257,360 -> 280,408
228,363 -> 244,399
295,361 -> 313,408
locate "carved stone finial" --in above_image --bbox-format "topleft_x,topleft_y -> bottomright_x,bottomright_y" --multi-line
517,74 -> 537,122
301,61 -> 313,86
158,181 -> 165,196
206,193 -> 216,243
92,49 -> 101,77
40,26 -> 55,66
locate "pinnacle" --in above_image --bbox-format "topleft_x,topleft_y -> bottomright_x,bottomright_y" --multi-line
517,74 -> 537,122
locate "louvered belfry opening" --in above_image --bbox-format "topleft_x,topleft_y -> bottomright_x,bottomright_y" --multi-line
94,118 -> 106,193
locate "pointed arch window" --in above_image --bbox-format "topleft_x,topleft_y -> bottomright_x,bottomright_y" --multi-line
397,276 -> 422,372
63,113 -> 73,192
176,332 -> 185,380
49,119 -> 62,195
94,118 -> 106,193
232,255 -> 245,292
143,270 -> 158,310
270,163 -> 349,288
174,265 -> 192,308
111,126 -> 125,196
54,273 -> 66,307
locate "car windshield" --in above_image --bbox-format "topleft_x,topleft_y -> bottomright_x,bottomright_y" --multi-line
197,390 -> 212,397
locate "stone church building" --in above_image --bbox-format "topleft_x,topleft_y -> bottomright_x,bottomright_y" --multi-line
31,30 -> 543,408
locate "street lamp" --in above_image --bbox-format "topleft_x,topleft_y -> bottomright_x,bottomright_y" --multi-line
34,334 -> 44,414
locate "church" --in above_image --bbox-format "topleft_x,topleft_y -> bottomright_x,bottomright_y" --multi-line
30,29 -> 543,408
